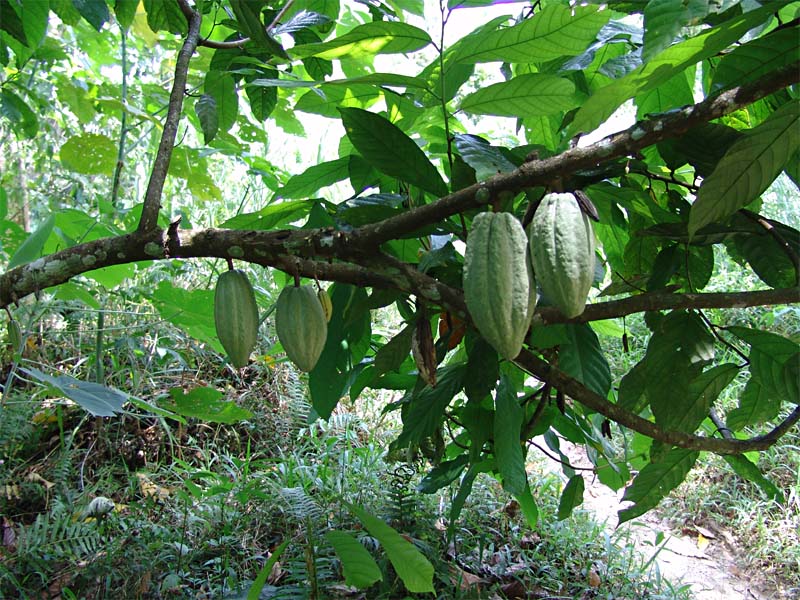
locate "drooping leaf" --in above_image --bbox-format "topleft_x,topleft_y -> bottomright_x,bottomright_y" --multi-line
570,3 -> 789,135
24,367 -> 128,417
494,375 -> 527,496
557,475 -> 585,520
618,447 -> 699,524
7,213 -> 55,269
642,0 -> 708,60
711,26 -> 800,92
325,531 -> 383,589
656,363 -> 739,433
727,376 -> 780,431
729,224 -> 799,289
464,337 -> 499,402
195,94 -> 218,144
417,455 -> 469,493
453,134 -> 517,181
204,71 -> 238,134
277,157 -> 350,199
349,505 -> 434,593
453,4 -> 610,64
340,107 -> 448,198
113,0 -> 138,30
164,387 -> 253,424
460,74 -> 580,117
723,455 -> 784,503
291,21 -> 431,60
60,134 -> 117,175
143,0 -> 186,34
72,0 -> 110,31
689,100 -> 800,237
559,324 -> 612,398
617,359 -> 648,415
729,327 -> 799,403
393,365 -> 466,448
373,324 -> 414,376
0,0 -> 28,45
229,0 -> 287,59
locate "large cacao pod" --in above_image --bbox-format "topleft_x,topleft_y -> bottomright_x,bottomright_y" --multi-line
463,211 -> 536,360
529,192 -> 596,318
214,269 -> 260,368
275,285 -> 328,372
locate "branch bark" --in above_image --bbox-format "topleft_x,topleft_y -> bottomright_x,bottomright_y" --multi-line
137,3 -> 201,233
515,351 -> 800,454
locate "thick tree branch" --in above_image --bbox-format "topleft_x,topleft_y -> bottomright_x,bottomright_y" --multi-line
351,62 -> 800,248
137,3 -> 201,233
514,351 -> 800,454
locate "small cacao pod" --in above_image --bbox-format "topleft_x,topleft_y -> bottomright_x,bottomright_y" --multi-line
214,269 -> 260,368
275,285 -> 328,372
317,287 -> 333,322
463,211 -> 536,360
528,192 -> 596,318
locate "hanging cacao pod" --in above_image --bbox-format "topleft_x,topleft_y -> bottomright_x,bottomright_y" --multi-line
214,269 -> 260,368
275,285 -> 328,372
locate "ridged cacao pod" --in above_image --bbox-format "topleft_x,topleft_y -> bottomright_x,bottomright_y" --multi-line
214,269 -> 260,368
275,285 -> 328,372
463,211 -> 536,360
7,319 -> 22,354
529,192 -> 596,318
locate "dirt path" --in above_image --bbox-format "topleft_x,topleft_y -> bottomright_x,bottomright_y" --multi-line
542,442 -> 779,599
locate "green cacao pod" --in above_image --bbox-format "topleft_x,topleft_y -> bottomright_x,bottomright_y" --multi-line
7,319 -> 22,354
275,285 -> 328,372
528,192 -> 596,318
463,211 -> 536,360
214,269 -> 259,368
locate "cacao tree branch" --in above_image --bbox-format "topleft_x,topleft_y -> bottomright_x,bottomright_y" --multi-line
514,351 -> 800,454
137,2 -> 201,233
351,62 -> 800,248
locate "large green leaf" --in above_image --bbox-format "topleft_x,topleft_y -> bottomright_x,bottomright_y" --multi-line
220,200 -> 315,230
418,455 -> 469,493
277,158 -> 350,199
340,107 -> 448,198
349,506 -> 434,593
72,0 -> 110,31
164,387 -> 253,424
459,74 -> 580,117
689,100 -> 800,237
0,89 -> 39,138
325,531 -> 383,589
393,365 -> 466,448
729,224 -> 799,289
559,324 -> 612,398
204,71 -> 238,134
727,377 -> 780,432
656,363 -> 739,433
723,455 -> 784,503
711,26 -> 800,92
494,375 -> 526,496
291,21 -> 431,59
618,447 -> 699,524
557,474 -> 585,520
452,4 -> 609,64
570,3 -> 789,135
373,324 -> 414,376
642,0 -> 708,60
453,134 -> 517,181
296,84 -> 381,117
7,213 -> 54,269
463,337 -> 499,403
60,134 -> 117,175
151,282 -> 221,352
729,326 -> 799,404
24,367 -> 128,417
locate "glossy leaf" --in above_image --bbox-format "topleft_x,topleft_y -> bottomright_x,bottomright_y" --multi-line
656,363 -> 739,433
618,447 -> 698,524
220,200 -> 314,230
291,21 -> 431,60
494,375 -> 526,496
453,134 -> 516,181
24,367 -> 128,417
711,26 -> 800,92
559,324 -> 612,398
349,505 -> 434,593
325,531 -> 383,589
642,0 -> 707,60
453,4 -> 609,64
340,107 -> 448,198
460,74 -> 580,117
557,475 -> 585,520
570,3 -> 788,135
689,100 -> 800,237
277,157 -> 350,199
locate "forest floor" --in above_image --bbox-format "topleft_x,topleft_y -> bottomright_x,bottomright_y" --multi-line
555,443 -> 784,600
